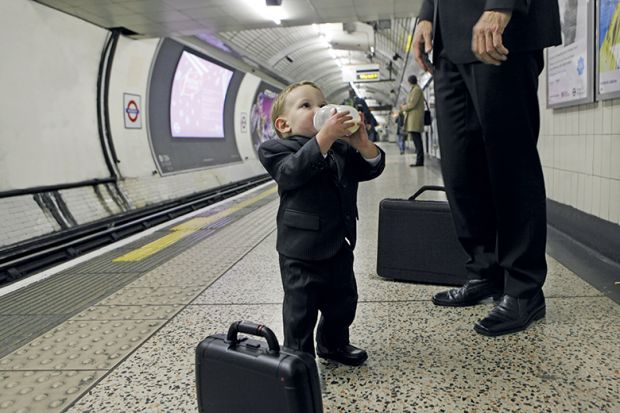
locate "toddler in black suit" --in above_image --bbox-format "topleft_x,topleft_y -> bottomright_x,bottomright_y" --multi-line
258,81 -> 385,365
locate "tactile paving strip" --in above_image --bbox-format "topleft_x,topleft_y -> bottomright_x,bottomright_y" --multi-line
0,272 -> 144,316
71,305 -> 181,321
0,316 -> 65,360
0,319 -> 163,371
0,370 -> 103,412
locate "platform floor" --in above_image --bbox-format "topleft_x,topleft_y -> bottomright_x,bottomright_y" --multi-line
1,143 -> 618,413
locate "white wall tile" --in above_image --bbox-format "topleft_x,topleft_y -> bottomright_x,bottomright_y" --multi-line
591,176 -> 602,217
600,178 -> 611,221
585,134 -> 595,175
609,179 -> 620,225
543,166 -> 554,198
570,106 -> 579,135
570,172 -> 579,207
612,99 -> 620,135
602,100 -> 614,135
577,173 -> 587,212
578,103 -> 595,135
592,134 -> 603,176
583,174 -> 593,215
600,134 -> 612,178
553,134 -> 562,170
593,101 -> 604,135
610,134 -> 620,180
553,108 -> 562,136
552,169 -> 561,203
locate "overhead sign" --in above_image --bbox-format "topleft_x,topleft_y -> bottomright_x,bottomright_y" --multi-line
355,64 -> 380,82
342,64 -> 381,82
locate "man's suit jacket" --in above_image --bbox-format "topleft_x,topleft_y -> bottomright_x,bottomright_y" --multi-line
258,136 -> 385,261
418,0 -> 562,64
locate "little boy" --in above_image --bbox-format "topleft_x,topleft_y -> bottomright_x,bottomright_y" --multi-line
258,81 -> 385,366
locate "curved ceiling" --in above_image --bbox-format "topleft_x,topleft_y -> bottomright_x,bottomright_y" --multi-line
34,0 -> 426,116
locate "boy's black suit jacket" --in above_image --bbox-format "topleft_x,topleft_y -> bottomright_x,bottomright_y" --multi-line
418,0 -> 561,64
258,136 -> 385,261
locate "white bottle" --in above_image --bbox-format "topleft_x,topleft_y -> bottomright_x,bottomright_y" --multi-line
313,104 -> 360,134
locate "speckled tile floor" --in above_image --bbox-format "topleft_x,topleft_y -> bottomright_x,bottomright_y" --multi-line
18,144 -> 620,412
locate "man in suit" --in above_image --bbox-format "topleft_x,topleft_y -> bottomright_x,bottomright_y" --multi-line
412,0 -> 562,336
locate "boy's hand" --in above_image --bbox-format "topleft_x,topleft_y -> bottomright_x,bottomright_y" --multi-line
341,112 -> 379,159
316,108 -> 355,152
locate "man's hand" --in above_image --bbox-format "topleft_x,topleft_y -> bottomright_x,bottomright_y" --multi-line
413,20 -> 433,73
471,10 -> 512,65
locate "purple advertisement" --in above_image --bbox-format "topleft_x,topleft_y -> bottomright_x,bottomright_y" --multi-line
250,82 -> 279,153
170,51 -> 233,138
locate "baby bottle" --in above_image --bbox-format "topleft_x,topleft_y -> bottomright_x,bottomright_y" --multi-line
313,104 -> 360,134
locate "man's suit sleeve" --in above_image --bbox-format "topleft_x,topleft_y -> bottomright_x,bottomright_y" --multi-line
418,0 -> 434,22
258,138 -> 328,191
485,0 -> 530,14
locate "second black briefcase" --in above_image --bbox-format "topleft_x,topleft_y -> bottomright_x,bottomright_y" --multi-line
196,320 -> 323,413
377,185 -> 469,286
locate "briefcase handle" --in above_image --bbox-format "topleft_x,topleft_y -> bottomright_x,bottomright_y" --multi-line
408,185 -> 446,200
226,320 -> 281,353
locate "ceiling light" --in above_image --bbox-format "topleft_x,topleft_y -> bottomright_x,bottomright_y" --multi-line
242,0 -> 284,25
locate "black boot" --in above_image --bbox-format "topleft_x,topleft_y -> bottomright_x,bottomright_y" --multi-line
474,290 -> 545,337
316,344 -> 368,366
432,279 -> 502,307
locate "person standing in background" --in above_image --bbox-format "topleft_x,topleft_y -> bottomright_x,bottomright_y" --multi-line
412,0 -> 561,336
400,75 -> 425,167
395,111 -> 407,154
344,89 -> 379,142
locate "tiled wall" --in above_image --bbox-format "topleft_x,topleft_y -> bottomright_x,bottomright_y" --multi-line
538,68 -> 620,226
0,195 -> 60,247
60,186 -> 122,225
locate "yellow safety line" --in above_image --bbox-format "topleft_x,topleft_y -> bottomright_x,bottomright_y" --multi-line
113,186 -> 277,262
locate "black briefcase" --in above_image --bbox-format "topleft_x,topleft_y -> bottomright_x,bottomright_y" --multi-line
196,321 -> 323,413
377,185 -> 469,286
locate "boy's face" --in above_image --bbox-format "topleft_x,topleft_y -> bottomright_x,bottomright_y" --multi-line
275,85 -> 326,138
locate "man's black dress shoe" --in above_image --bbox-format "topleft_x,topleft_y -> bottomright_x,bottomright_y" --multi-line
432,279 -> 502,307
474,291 -> 546,337
409,163 -> 424,167
316,344 -> 368,366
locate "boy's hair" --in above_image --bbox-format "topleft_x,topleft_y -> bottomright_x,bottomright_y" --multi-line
271,80 -> 321,138
408,75 -> 418,85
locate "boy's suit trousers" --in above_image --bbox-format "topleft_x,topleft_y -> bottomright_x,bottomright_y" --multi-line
279,244 -> 356,356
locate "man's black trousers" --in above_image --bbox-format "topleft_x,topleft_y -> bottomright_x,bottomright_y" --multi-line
433,50 -> 547,298
279,244 -> 357,356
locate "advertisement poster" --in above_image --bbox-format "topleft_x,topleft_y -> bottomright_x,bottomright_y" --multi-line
547,0 -> 594,108
169,51 -> 233,138
250,82 -> 279,154
148,39 -> 243,175
598,0 -> 620,99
